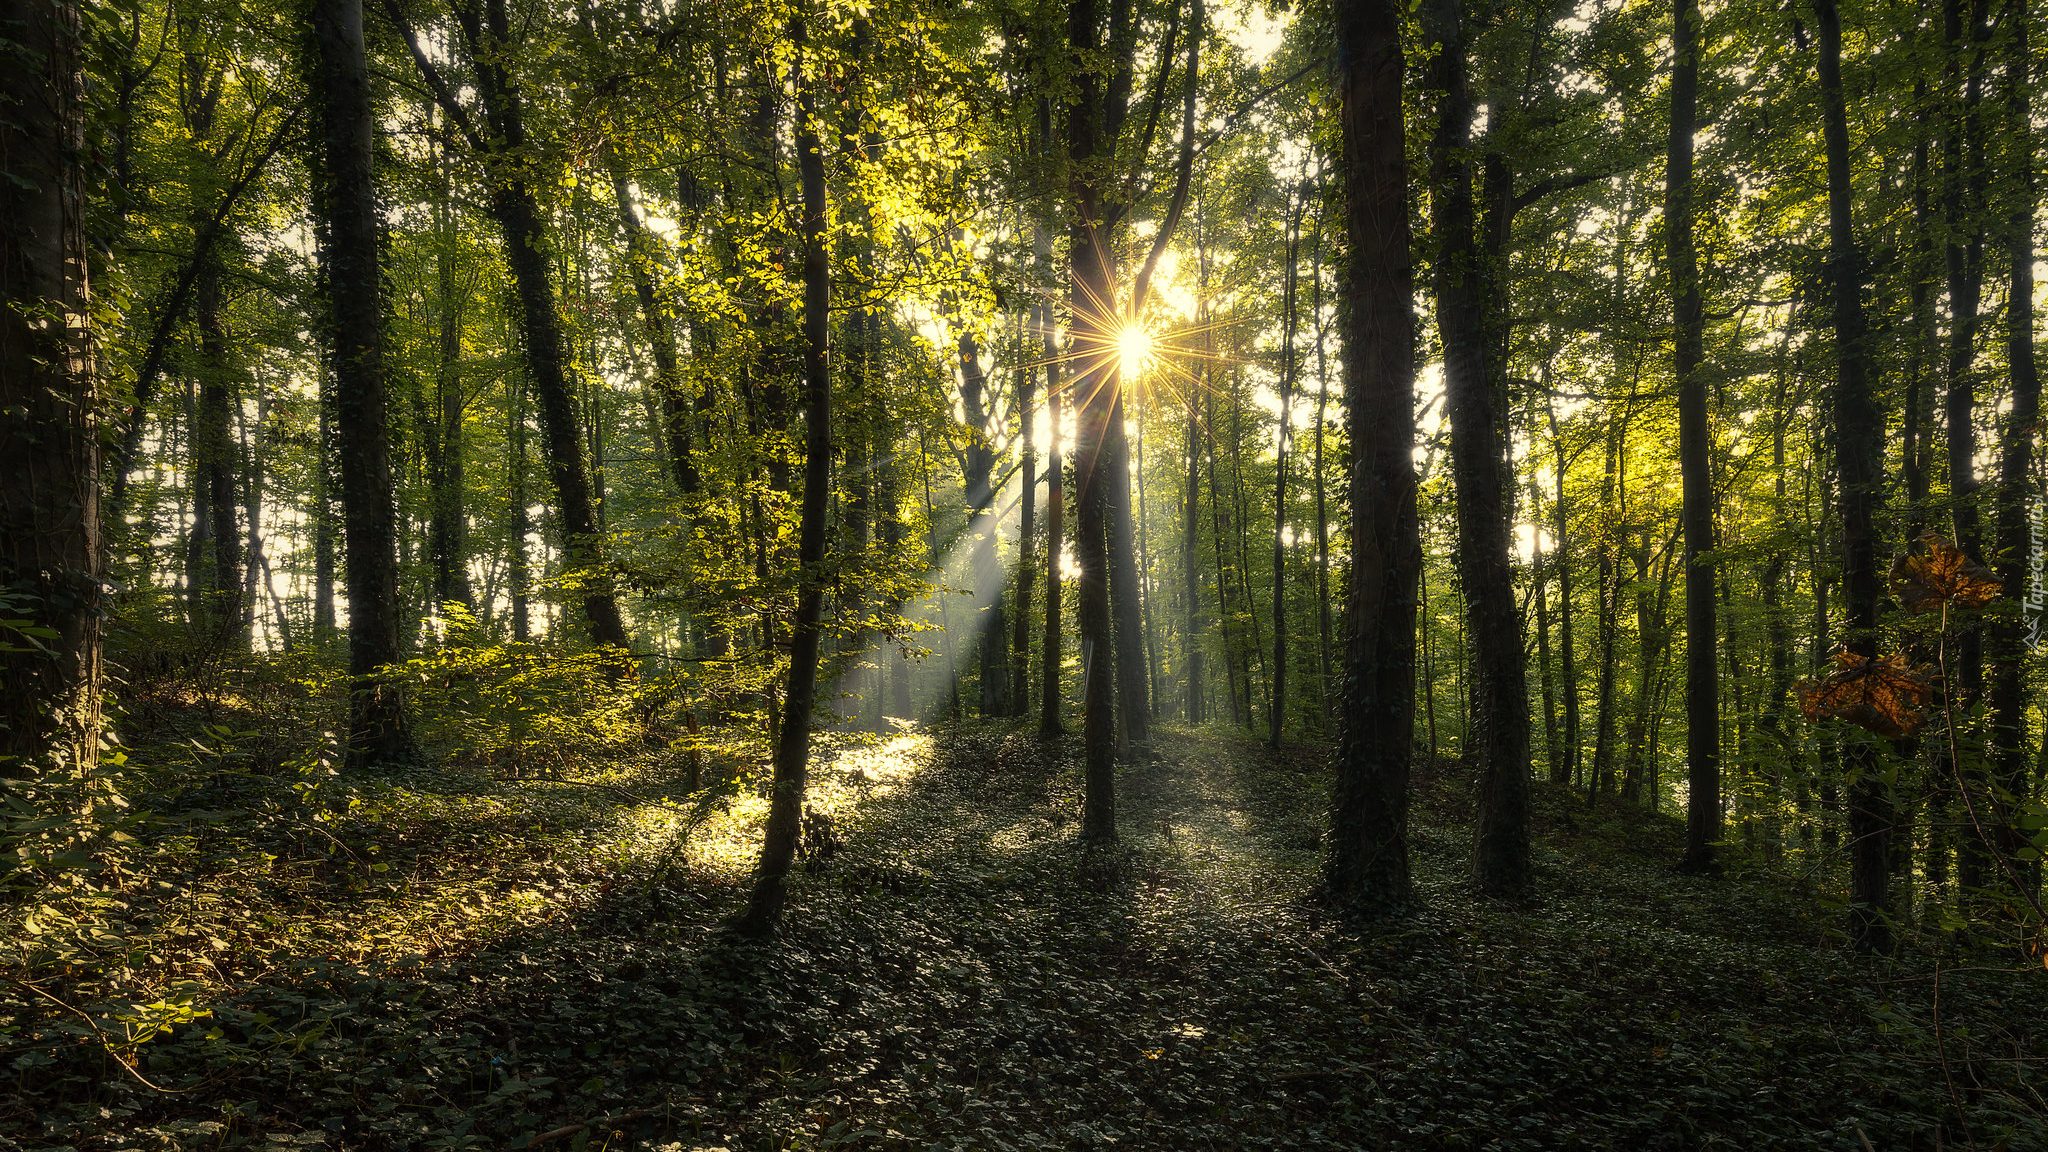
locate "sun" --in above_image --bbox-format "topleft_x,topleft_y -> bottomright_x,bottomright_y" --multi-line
1118,322 -> 1152,381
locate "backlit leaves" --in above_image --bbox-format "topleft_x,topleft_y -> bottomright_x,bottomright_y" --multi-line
1795,652 -> 1935,739
1891,535 -> 2004,613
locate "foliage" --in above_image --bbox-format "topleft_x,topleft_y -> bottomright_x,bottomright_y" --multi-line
6,724 -> 2047,1149
1796,653 -> 1936,739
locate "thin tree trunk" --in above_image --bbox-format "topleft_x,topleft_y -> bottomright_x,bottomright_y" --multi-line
314,393 -> 337,639
195,266 -> 243,647
1138,408 -> 1162,720
1184,405 -> 1204,723
429,174 -> 473,614
425,0 -> 628,652
1312,220 -> 1333,730
1818,0 -> 1892,953
1546,384 -> 1580,785
509,372 -> 531,642
1990,0 -> 2039,877
1942,0 -> 1991,894
738,19 -> 832,935
609,160 -> 695,497
1108,405 -> 1147,747
1532,485 -> 1562,780
1270,184 -> 1302,749
1205,391 -> 1244,727
1041,312 -> 1066,736
1671,0 -> 1719,871
1012,296 -> 1038,716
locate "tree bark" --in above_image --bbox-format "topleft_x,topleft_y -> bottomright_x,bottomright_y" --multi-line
1545,385 -> 1580,785
415,0 -> 629,653
312,0 -> 412,768
1323,0 -> 1419,915
428,169 -> 473,615
738,16 -> 832,936
608,162 -> 696,499
1816,0 -> 1892,953
1989,0 -> 2038,878
1012,300 -> 1038,716
1671,0 -> 1720,871
1424,0 -> 1530,896
1269,185 -> 1302,749
1041,309 -> 1067,736
1069,0 -> 1119,840
0,0 -> 102,777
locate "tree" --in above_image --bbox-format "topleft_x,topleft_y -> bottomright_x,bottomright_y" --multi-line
1066,0 -> 1124,843
1813,0 -> 1891,954
1988,0 -> 2038,891
310,0 -> 412,768
736,8 -> 833,936
1423,0 -> 1530,897
1323,0 -> 1420,915
385,0 -> 630,654
1670,0 -> 1718,873
0,0 -> 103,777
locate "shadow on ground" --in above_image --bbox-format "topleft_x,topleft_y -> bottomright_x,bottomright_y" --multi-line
17,723 -> 2047,1152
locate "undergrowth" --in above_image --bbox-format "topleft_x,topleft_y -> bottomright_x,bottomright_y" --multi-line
3,661 -> 2045,1150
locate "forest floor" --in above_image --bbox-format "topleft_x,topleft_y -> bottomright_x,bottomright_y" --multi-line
7,719 -> 2048,1151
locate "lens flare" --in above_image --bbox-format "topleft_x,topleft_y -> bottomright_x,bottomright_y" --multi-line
1118,323 -> 1151,381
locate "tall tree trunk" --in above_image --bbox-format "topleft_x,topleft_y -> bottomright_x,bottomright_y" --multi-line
1107,408 -> 1147,747
429,184 -> 473,614
1312,223 -> 1333,730
313,0 -> 412,768
1270,185 -> 1302,749
1206,393 -> 1246,727
1229,387 -> 1267,716
1184,406 -> 1204,722
1942,0 -> 1992,894
1425,0 -> 1529,895
609,162 -> 696,498
1591,413 -> 1624,804
1012,300 -> 1038,716
1671,0 -> 1719,871
1531,479 -> 1563,780
0,0 -> 102,777
738,18 -> 832,936
240,384 -> 266,647
1817,0 -> 1892,953
193,266 -> 243,647
1906,82 -> 1940,540
1990,0 -> 2039,878
510,371 -> 532,642
1041,310 -> 1067,736
314,393 -> 338,639
1323,0 -> 1419,915
1546,385 -> 1580,785
956,324 -> 1010,717
453,0 -> 628,652
1069,0 -> 1119,839
1138,412 -> 1162,720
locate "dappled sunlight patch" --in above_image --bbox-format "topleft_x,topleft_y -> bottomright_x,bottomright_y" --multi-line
674,729 -> 934,880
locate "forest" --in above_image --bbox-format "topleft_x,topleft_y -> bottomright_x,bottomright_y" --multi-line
3,0 -> 2048,1143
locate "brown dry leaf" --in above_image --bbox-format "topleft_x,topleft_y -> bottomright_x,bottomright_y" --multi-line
1891,534 -> 2003,613
1795,651 -> 1935,738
